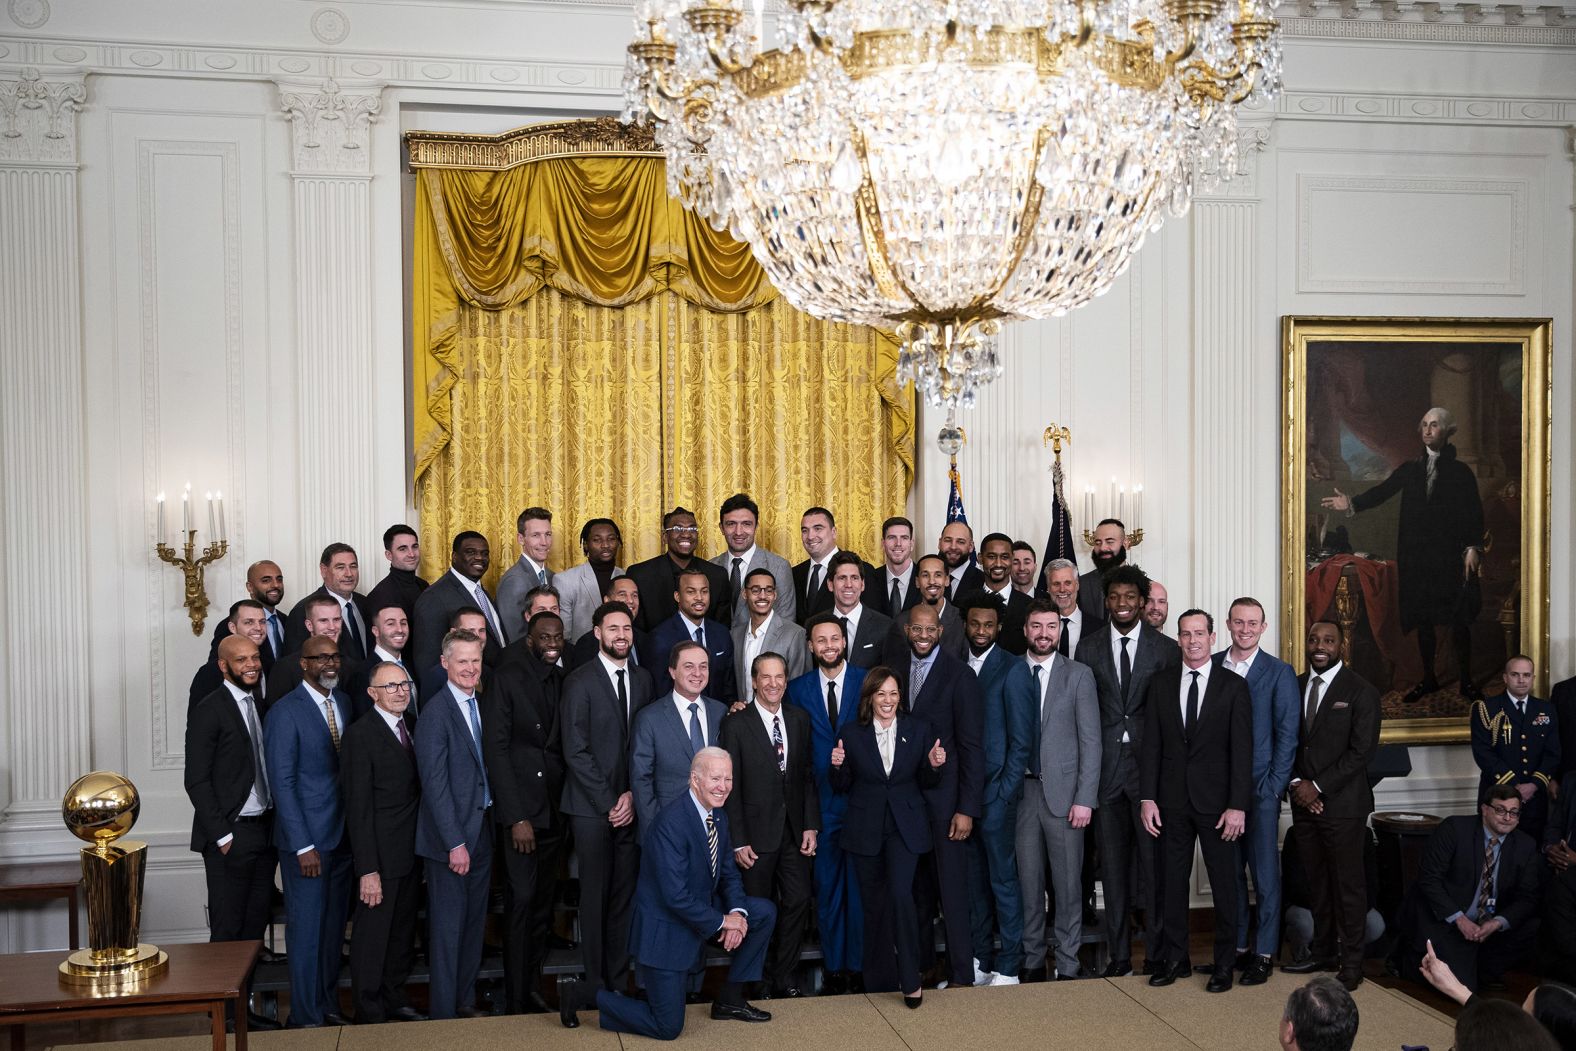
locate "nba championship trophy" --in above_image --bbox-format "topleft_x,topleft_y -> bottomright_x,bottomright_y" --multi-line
58,771 -> 168,986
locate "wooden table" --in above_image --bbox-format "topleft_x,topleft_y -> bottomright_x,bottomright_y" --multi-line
0,861 -> 83,949
0,940 -> 260,1051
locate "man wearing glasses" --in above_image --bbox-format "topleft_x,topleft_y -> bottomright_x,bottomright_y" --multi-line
342,662 -> 425,1024
625,506 -> 730,631
1400,785 -> 1543,994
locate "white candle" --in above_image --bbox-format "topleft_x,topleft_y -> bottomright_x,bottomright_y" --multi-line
1134,485 -> 1143,531
156,492 -> 166,545
1118,485 -> 1125,522
182,483 -> 191,535
751,0 -> 764,42
1109,477 -> 1117,521
215,490 -> 226,541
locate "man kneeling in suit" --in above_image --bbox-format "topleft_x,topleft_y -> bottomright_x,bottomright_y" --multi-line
561,747 -> 777,1037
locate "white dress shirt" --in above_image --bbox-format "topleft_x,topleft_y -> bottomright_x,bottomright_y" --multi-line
1293,660 -> 1343,793
448,680 -> 482,748
225,679 -> 269,820
1222,646 -> 1259,678
1111,622 -> 1143,742
1026,652 -> 1055,720
375,705 -> 406,737
756,702 -> 789,768
1179,660 -> 1212,724
886,563 -> 914,607
743,612 -> 776,700
968,644 -> 996,675
597,650 -> 633,721
834,601 -> 863,640
1060,607 -> 1084,656
450,567 -> 502,638
875,720 -> 897,775
680,611 -> 709,644
819,664 -> 848,723
673,692 -> 713,747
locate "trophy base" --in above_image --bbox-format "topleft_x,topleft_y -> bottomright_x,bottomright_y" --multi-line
59,944 -> 169,987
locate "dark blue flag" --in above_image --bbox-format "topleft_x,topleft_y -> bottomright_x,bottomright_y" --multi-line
1041,459 -> 1076,585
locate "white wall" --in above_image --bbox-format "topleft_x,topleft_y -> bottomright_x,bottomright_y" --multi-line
0,0 -> 1571,950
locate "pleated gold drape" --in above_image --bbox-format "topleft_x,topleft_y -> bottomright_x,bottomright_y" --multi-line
412,137 -> 913,584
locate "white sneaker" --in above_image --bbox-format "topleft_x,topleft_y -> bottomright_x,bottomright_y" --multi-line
972,959 -> 996,986
987,974 -> 1021,986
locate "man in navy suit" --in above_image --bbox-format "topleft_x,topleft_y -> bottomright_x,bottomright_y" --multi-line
414,628 -> 494,1019
647,567 -> 738,703
1215,597 -> 1300,985
1471,655 -> 1560,843
786,613 -> 867,992
264,634 -> 354,1028
561,747 -> 776,1036
631,641 -> 728,833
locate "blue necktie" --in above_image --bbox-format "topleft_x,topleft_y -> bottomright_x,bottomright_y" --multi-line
688,701 -> 705,754
1029,664 -> 1044,777
267,613 -> 283,655
693,624 -> 704,645
465,696 -> 491,807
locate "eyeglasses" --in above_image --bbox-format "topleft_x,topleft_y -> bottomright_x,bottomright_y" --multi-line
746,585 -> 777,595
1487,804 -> 1522,819
301,653 -> 343,663
371,681 -> 416,694
664,526 -> 700,536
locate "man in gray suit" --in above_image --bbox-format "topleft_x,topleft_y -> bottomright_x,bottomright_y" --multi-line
556,518 -> 624,645
732,568 -> 808,699
1074,563 -> 1181,976
1016,599 -> 1102,981
828,550 -> 891,669
497,507 -> 554,643
713,494 -> 796,628
630,640 -> 728,834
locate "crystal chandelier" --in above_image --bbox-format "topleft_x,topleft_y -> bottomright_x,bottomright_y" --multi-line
622,0 -> 1280,417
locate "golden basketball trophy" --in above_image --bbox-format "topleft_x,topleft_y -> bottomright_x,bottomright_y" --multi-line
58,771 -> 169,986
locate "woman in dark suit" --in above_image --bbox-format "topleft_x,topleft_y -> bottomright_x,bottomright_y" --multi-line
829,666 -> 947,1008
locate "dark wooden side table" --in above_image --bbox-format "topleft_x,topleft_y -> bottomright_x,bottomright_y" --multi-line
0,861 -> 84,949
0,940 -> 260,1051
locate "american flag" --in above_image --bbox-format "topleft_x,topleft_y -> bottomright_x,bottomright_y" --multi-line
945,460 -> 969,526
1040,457 -> 1076,585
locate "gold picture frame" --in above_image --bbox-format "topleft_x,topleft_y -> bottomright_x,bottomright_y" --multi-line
1281,316 -> 1551,745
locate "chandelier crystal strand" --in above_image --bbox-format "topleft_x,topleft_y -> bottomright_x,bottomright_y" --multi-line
623,0 -> 1281,419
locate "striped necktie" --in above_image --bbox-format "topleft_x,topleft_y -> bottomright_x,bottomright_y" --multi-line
705,814 -> 718,878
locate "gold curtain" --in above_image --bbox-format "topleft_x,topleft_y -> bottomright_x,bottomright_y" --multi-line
412,130 -> 913,584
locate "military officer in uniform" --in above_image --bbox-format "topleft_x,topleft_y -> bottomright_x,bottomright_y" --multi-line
1470,655 -> 1560,843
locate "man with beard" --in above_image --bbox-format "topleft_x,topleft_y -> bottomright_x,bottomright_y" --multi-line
1144,581 -> 1171,636
366,525 -> 427,623
883,554 -> 967,664
266,634 -> 355,1027
785,613 -> 867,992
556,518 -> 624,644
939,520 -> 984,600
497,507 -> 554,644
1075,564 -> 1180,976
647,567 -> 738,703
412,531 -> 506,672
1079,520 -> 1129,624
975,533 -> 1030,655
828,550 -> 891,669
1043,559 -> 1095,658
185,635 -> 281,1032
190,600 -> 271,710
895,601 -> 985,989
286,544 -> 374,662
346,602 -> 416,721
961,597 -> 1031,985
501,603 -> 565,672
1321,407 -> 1486,703
571,576 -> 651,669
1010,542 -> 1038,597
734,568 -> 809,699
211,559 -> 288,666
1282,621 -> 1380,991
792,506 -> 846,624
485,610 -> 568,1014
713,493 -> 797,628
560,602 -> 656,993
627,506 -> 731,630
721,652 -> 820,998
870,516 -> 921,617
269,594 -> 357,709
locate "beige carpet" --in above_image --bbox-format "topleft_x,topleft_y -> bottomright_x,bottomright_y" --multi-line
43,973 -> 1456,1051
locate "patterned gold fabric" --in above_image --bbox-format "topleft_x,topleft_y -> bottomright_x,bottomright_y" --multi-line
413,145 -> 913,582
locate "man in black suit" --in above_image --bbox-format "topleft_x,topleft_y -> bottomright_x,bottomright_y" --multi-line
570,576 -> 650,669
1282,620 -> 1381,991
209,559 -> 288,663
345,602 -> 418,721
625,506 -> 730,631
792,506 -> 844,625
939,521 -> 984,601
1077,519 -> 1128,624
269,594 -> 363,710
827,550 -> 891,669
646,567 -> 738,703
720,651 -> 820,997
341,660 -> 425,1025
411,531 -> 506,673
285,543 -> 375,661
973,533 -> 1030,655
884,553 -> 967,664
190,600 -> 273,710
365,524 -> 428,623
1400,786 -> 1541,992
484,610 -> 567,1014
560,600 -> 655,992
895,601 -> 985,988
1553,673 -> 1576,789
499,602 -> 566,674
1075,563 -> 1180,976
868,516 -> 922,618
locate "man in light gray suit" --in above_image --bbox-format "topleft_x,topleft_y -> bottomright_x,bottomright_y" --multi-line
555,518 -> 624,644
629,640 -> 728,835
732,568 -> 808,700
497,507 -> 554,643
1016,599 -> 1101,981
712,493 -> 796,628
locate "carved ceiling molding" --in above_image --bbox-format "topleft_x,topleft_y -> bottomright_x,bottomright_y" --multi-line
405,115 -> 657,170
0,64 -> 82,166
278,78 -> 382,175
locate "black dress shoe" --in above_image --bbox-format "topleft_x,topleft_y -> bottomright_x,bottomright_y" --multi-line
1141,960 -> 1161,976
1101,959 -> 1133,978
845,971 -> 865,994
1205,969 -> 1233,993
903,994 -> 923,1009
711,1001 -> 771,1023
389,1006 -> 428,1022
1055,972 -> 1082,981
821,971 -> 847,996
560,980 -> 587,1029
522,990 -> 552,1014
456,1005 -> 490,1018
773,985 -> 804,998
685,992 -> 705,1005
284,1019 -> 324,1029
549,932 -> 577,950
247,1011 -> 281,1031
1148,962 -> 1185,987
1240,956 -> 1273,986
1338,969 -> 1364,992
1282,956 -> 1337,975
1020,965 -> 1049,984
322,1011 -> 350,1027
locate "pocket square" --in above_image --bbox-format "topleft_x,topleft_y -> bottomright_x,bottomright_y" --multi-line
1332,701 -> 1349,709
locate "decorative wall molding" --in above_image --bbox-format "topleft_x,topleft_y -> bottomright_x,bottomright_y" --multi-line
1277,90 -> 1576,124
310,7 -> 351,46
1297,174 -> 1527,294
1282,0 -> 1572,24
5,0 -> 49,31
1279,13 -> 1576,39
279,79 -> 382,175
0,66 -> 81,166
1199,121 -> 1274,200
